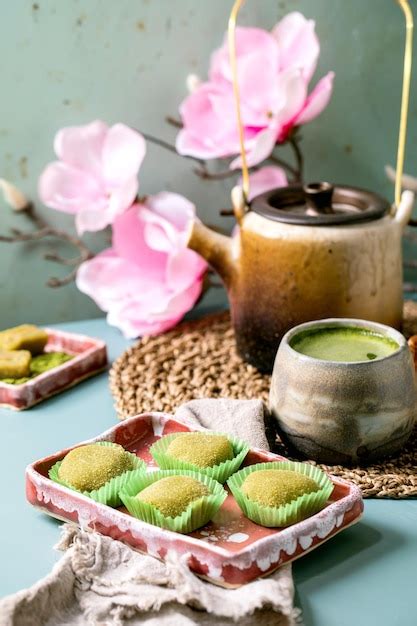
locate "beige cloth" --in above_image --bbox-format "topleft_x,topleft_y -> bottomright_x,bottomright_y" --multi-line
0,399 -> 301,626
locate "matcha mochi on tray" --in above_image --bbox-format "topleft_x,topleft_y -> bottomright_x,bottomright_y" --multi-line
0,325 -> 107,410
49,442 -> 145,507
150,431 -> 250,483
27,413 -> 364,586
228,461 -> 333,527
0,324 -> 72,383
120,469 -> 227,533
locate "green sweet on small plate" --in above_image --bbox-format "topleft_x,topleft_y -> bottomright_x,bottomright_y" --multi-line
0,349 -> 31,379
0,351 -> 73,384
0,324 -> 48,355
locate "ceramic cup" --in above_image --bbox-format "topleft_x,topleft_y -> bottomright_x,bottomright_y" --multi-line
269,318 -> 417,465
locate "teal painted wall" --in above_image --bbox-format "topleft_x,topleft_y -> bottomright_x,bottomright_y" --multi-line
0,0 -> 416,329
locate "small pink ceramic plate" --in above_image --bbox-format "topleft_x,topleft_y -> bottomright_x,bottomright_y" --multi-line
26,413 -> 363,587
0,328 -> 107,410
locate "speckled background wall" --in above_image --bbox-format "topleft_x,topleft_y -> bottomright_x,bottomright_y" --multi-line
0,0 -> 416,329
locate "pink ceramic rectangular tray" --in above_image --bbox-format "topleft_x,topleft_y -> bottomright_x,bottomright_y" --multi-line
26,413 -> 363,587
0,328 -> 107,410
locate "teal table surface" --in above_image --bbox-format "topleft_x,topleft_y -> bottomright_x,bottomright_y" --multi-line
1,317 -> 417,626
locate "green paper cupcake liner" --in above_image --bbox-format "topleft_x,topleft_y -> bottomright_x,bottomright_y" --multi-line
149,432 -> 250,484
48,441 -> 146,507
119,469 -> 227,533
227,461 -> 334,528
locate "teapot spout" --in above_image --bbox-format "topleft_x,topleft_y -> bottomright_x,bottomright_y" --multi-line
187,220 -> 234,286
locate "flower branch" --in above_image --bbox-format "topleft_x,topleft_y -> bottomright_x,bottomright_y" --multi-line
0,11 -> 335,340
0,198 -> 94,288
288,136 -> 304,182
165,115 -> 183,129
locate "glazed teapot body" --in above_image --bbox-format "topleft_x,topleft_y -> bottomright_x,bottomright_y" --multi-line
188,185 -> 414,372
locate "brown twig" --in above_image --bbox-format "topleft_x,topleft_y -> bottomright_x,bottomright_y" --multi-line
0,202 -> 94,288
193,166 -> 239,181
268,153 -> 298,179
165,116 -> 183,129
141,132 -> 180,157
140,131 -> 207,170
44,252 -> 82,266
288,136 -> 304,182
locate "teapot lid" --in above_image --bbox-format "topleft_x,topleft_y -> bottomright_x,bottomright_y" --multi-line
250,182 -> 390,226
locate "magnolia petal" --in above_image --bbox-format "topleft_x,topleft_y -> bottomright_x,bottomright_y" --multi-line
107,176 -> 138,220
54,120 -> 108,179
142,208 -> 179,253
295,72 -> 335,125
176,129 -> 222,159
272,12 -> 319,82
76,250 -> 151,310
102,124 -> 146,187
230,126 -> 278,169
177,83 -> 237,158
210,27 -> 278,83
210,27 -> 280,125
112,204 -> 167,281
145,192 -> 196,233
107,280 -> 203,338
143,222 -> 173,253
76,251 -> 124,310
75,206 -> 114,236
278,68 -> 308,125
167,248 -> 207,292
38,161 -> 104,214
241,166 -> 288,201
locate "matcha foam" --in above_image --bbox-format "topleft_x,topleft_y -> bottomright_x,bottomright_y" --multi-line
290,326 -> 399,362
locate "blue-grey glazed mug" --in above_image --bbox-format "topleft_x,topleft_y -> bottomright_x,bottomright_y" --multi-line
269,318 -> 417,465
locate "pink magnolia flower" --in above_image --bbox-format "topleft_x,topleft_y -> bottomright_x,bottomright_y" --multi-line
39,120 -> 146,235
176,12 -> 334,168
76,192 -> 207,338
243,166 -> 288,201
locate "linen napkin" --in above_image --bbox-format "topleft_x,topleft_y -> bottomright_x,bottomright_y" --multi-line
0,399 -> 301,626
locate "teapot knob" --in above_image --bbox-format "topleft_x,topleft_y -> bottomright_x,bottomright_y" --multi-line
304,182 -> 334,214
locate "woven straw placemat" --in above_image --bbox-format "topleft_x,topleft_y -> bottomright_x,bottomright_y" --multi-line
110,303 -> 417,498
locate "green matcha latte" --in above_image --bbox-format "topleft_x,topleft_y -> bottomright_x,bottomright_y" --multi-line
290,326 -> 399,362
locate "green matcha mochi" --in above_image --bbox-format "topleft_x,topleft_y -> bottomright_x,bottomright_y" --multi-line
58,443 -> 135,492
136,475 -> 209,518
166,433 -> 233,468
241,469 -> 320,508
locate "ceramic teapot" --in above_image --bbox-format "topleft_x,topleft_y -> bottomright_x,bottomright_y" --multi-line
187,183 -> 415,372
